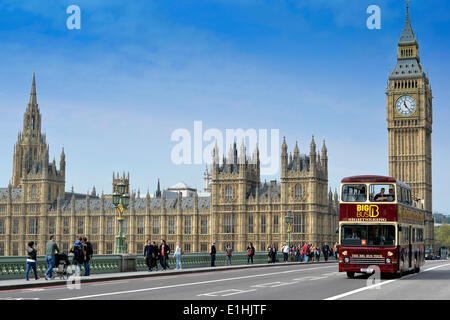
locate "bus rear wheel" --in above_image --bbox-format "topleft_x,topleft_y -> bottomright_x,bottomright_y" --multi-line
346,272 -> 355,278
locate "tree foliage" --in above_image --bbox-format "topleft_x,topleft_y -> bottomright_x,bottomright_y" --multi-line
435,224 -> 450,248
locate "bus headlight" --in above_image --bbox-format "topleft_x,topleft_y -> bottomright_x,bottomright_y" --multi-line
342,251 -> 347,256
386,258 -> 391,264
344,257 -> 350,263
387,251 -> 393,257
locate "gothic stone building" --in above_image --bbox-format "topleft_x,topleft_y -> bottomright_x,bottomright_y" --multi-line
0,74 -> 339,256
386,3 -> 434,247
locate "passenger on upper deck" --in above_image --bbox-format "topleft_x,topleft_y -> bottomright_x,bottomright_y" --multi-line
374,188 -> 388,201
387,187 -> 395,201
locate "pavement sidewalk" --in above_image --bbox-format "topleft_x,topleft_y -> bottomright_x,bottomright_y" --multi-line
0,260 -> 338,291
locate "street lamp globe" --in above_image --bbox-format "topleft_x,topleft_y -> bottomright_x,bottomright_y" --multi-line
112,191 -> 121,207
116,181 -> 126,195
285,210 -> 292,224
121,192 -> 130,209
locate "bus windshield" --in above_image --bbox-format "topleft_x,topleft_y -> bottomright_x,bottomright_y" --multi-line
342,184 -> 367,202
341,224 -> 395,246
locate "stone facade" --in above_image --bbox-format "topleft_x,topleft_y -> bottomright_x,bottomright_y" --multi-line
0,74 -> 339,256
386,4 -> 434,248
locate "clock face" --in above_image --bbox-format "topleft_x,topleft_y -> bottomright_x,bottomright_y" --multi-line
396,95 -> 416,116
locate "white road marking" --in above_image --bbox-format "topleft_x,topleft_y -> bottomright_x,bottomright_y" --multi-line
322,272 -> 340,276
0,297 -> 40,300
308,276 -> 329,280
61,265 -> 335,300
92,281 -> 129,287
324,263 -> 450,300
251,281 -> 295,288
198,289 -> 256,297
292,276 -> 328,281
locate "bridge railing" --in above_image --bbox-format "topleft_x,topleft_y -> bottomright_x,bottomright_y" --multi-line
0,252 -> 334,280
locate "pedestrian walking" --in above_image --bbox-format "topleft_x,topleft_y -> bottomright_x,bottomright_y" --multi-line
322,242 -> 330,262
210,242 -> 216,267
173,242 -> 183,270
267,245 -> 272,263
295,245 -> 301,262
70,238 -> 86,276
272,243 -> 277,263
26,241 -> 40,281
246,242 -> 255,264
144,240 -> 152,271
44,235 -> 59,280
315,247 -> 321,262
302,242 -> 309,262
310,244 -> 315,262
83,237 -> 93,276
151,241 -> 159,271
159,239 -> 169,271
165,244 -> 171,269
225,244 -> 233,266
282,242 -> 289,262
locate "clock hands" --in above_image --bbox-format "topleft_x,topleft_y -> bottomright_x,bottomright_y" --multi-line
403,101 -> 411,112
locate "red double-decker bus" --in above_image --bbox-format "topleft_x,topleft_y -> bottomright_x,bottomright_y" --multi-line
338,175 -> 425,278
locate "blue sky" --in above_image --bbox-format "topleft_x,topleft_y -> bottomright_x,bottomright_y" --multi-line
0,0 -> 449,213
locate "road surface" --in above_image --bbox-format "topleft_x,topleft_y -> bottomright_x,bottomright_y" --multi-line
0,260 -> 448,300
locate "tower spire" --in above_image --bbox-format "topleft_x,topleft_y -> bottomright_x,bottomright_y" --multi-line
29,72 -> 37,106
399,0 -> 416,45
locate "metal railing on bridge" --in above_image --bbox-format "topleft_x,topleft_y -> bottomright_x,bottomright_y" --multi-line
0,252 -> 335,280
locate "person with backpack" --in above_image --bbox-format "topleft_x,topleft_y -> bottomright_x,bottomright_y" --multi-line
225,244 -> 233,266
26,241 -> 40,281
83,237 -> 93,276
173,242 -> 183,270
246,242 -> 255,264
70,238 -> 86,276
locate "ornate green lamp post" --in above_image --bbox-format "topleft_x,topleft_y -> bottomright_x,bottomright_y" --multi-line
113,181 -> 129,254
285,210 -> 293,248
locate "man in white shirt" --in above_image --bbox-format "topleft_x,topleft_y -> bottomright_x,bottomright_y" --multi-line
282,242 -> 289,262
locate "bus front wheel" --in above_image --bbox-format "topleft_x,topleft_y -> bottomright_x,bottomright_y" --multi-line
346,272 -> 355,278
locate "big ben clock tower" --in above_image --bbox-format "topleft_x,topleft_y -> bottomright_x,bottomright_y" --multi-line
387,1 -> 434,248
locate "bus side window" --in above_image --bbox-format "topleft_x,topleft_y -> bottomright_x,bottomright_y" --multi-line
404,227 -> 409,243
397,186 -> 403,203
407,189 -> 412,205
412,228 -> 416,243
417,228 -> 423,242
402,188 -> 408,205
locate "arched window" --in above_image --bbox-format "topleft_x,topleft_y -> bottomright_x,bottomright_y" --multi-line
225,186 -> 233,200
31,185 -> 38,199
294,184 -> 302,199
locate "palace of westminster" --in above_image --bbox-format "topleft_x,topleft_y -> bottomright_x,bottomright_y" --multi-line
0,4 -> 434,255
